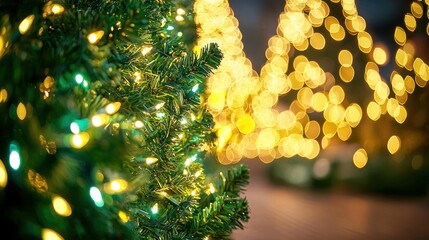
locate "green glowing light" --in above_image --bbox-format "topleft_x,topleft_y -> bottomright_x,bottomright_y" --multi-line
9,143 -> 21,170
89,187 -> 104,207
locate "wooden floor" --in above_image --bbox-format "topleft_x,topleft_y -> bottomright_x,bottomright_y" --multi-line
232,160 -> 429,240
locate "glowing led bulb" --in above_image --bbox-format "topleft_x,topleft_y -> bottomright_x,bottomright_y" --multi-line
19,15 -> 35,34
42,229 -> 64,240
105,102 -> 121,115
151,203 -> 159,214
87,30 -> 105,44
52,195 -> 72,217
146,157 -> 158,165
141,46 -> 153,56
89,186 -> 104,207
0,160 -> 7,188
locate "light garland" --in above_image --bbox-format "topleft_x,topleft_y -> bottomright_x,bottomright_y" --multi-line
195,0 -> 429,167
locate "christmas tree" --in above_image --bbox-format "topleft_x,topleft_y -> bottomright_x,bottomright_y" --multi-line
0,0 -> 249,239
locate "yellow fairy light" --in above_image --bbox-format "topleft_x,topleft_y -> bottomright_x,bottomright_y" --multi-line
0,160 -> 7,188
70,132 -> 90,149
118,210 -> 130,223
387,135 -> 401,154
411,1 -> 424,18
19,15 -> 35,34
52,195 -> 72,217
51,4 -> 65,15
141,46 -> 153,56
353,148 -> 368,168
177,8 -> 186,15
155,102 -> 165,110
134,120 -> 144,128
0,36 -> 5,58
105,102 -> 121,115
0,89 -> 8,103
208,183 -> 215,194
236,114 -> 255,134
104,179 -> 128,194
338,49 -> 353,67
394,27 -> 407,46
87,30 -> 105,44
146,157 -> 158,165
91,114 -> 108,127
373,45 -> 389,66
16,102 -> 27,120
42,229 -> 64,240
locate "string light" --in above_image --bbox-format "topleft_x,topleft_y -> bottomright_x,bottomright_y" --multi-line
89,186 -> 104,207
87,30 -> 105,44
104,179 -> 128,194
105,102 -> 121,115
196,0 -> 429,164
118,211 -> 130,223
146,157 -> 158,165
0,160 -> 7,188
9,143 -> 20,170
16,102 -> 27,120
41,229 -> 64,240
19,15 -> 35,34
52,195 -> 72,217
151,203 -> 159,214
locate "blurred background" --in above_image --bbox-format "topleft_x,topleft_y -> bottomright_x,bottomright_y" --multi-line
212,0 -> 429,239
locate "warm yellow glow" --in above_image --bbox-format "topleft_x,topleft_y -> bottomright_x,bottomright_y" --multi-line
17,102 -> 27,120
209,183 -> 216,193
71,132 -> 90,149
357,31 -> 373,53
42,228 -> 64,240
118,211 -> 130,223
395,48 -> 408,68
345,103 -> 362,127
353,148 -> 368,168
52,195 -> 72,217
146,157 -> 158,165
411,1 -> 424,18
87,30 -> 105,44
135,120 -> 143,128
322,121 -> 337,138
104,179 -> 128,194
404,14 -> 417,32
51,4 -> 65,15
236,114 -> 255,134
91,114 -> 108,127
0,89 -> 7,103
0,160 -> 7,188
387,135 -> 401,154
155,102 -> 165,110
339,66 -> 355,83
328,85 -> 345,105
367,101 -> 381,121
338,50 -> 353,67
311,92 -> 328,112
337,122 -> 352,141
105,102 -> 121,115
141,46 -> 153,56
373,46 -> 388,66
304,120 -> 320,139
19,15 -> 35,34
394,27 -> 406,46
310,33 -> 326,50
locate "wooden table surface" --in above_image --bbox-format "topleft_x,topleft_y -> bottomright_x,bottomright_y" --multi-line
232,160 -> 429,240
